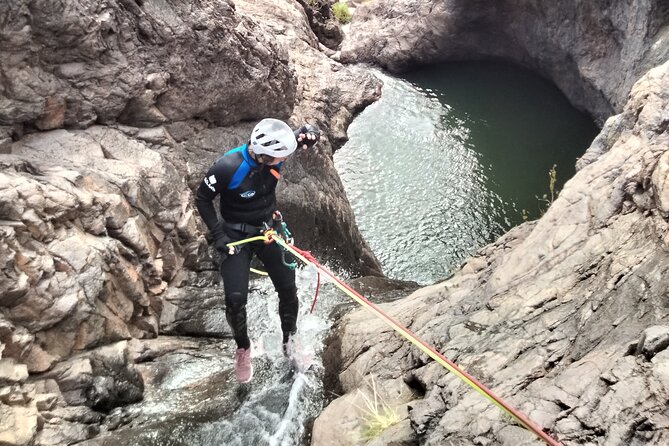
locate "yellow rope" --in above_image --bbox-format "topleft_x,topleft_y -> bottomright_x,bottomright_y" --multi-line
249,267 -> 268,276
223,230 -> 560,445
227,235 -> 268,247
272,236 -> 561,446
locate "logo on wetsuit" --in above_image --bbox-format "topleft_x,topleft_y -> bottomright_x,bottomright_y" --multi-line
240,190 -> 256,198
204,175 -> 217,192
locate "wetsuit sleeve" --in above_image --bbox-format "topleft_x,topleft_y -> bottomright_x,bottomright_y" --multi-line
195,162 -> 227,233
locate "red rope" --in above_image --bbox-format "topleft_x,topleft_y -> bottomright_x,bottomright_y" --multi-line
290,246 -> 321,314
284,242 -> 561,446
309,271 -> 321,314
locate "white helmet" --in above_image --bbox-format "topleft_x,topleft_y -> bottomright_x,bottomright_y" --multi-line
249,118 -> 297,158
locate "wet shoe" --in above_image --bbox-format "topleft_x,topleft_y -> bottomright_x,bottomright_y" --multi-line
234,347 -> 253,383
282,337 -> 295,358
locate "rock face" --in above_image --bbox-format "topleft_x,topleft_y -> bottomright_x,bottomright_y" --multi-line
1,127 -> 203,363
0,126 -> 202,445
314,62 -> 669,445
297,0 -> 345,50
0,0 -> 296,130
0,0 -> 382,444
339,0 -> 669,123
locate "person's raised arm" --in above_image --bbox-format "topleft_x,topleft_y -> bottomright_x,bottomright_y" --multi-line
294,124 -> 321,150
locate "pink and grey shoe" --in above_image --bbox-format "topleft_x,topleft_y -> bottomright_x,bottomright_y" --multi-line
234,347 -> 253,383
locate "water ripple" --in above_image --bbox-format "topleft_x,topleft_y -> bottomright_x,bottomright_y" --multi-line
335,64 -> 597,284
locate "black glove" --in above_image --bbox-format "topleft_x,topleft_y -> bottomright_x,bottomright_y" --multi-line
294,124 -> 321,150
210,222 -> 236,261
271,210 -> 293,243
271,210 -> 285,234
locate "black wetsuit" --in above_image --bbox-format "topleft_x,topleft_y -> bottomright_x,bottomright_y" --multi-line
195,144 -> 297,349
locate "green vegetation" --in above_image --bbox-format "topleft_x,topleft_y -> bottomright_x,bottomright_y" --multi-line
523,163 -> 560,221
353,375 -> 400,440
548,163 -> 558,202
538,163 -> 559,207
332,1 -> 353,24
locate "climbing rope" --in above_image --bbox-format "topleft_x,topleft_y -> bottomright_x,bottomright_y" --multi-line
226,231 -> 562,446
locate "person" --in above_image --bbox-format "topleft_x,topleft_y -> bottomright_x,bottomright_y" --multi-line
195,118 -> 320,383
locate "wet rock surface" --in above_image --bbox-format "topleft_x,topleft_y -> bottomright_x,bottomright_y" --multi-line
74,337 -> 241,446
314,62 -> 669,445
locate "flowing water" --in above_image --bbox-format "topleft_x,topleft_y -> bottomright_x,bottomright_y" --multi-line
93,268 -> 346,446
335,61 -> 599,284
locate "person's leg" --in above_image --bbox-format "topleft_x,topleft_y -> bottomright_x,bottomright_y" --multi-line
257,243 -> 298,344
220,247 -> 253,349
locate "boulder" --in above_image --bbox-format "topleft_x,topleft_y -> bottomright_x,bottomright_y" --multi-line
40,342 -> 143,412
0,358 -> 29,385
0,402 -> 38,446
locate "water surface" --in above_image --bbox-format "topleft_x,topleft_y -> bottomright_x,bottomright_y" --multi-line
335,62 -> 598,284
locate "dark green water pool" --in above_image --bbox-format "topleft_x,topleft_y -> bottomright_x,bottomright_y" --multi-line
335,61 -> 599,284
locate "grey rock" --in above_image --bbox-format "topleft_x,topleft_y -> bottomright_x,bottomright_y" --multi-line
126,337 -> 200,364
636,326 -> 669,359
0,401 -> 38,446
34,404 -> 103,446
33,393 -> 58,412
315,62 -> 669,445
0,359 -> 29,385
340,0 -> 669,125
40,342 -> 143,412
348,276 -> 420,303
297,0 -> 344,50
159,285 -> 230,337
1,126 -> 203,362
653,151 -> 669,217
408,394 -> 447,436
576,114 -> 628,170
0,0 -> 296,129
72,339 -> 241,446
651,349 -> 669,394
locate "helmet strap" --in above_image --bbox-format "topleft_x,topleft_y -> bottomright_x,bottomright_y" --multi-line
248,145 -> 261,163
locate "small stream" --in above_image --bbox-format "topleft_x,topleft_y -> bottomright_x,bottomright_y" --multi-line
87,269 -> 346,446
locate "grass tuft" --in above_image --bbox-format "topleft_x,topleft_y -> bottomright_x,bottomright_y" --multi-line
353,375 -> 400,440
332,1 -> 353,24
